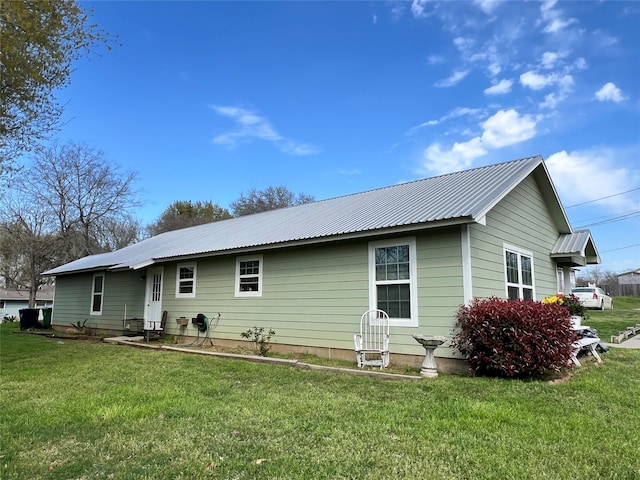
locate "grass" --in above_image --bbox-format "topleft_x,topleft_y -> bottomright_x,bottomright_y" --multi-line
2,312 -> 640,479
581,296 -> 640,340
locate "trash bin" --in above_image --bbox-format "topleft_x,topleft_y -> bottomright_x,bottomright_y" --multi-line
41,307 -> 53,328
19,309 -> 39,330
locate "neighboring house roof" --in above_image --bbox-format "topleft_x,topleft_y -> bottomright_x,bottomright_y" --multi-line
44,155 -> 573,276
0,286 -> 55,302
617,269 -> 640,278
551,230 -> 601,266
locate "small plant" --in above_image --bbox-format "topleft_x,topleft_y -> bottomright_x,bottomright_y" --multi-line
452,297 -> 578,378
70,319 -> 88,333
542,293 -> 586,318
240,326 -> 276,356
2,315 -> 17,323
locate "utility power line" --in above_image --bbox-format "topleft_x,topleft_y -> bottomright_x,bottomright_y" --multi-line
565,187 -> 640,208
601,243 -> 640,253
574,210 -> 640,229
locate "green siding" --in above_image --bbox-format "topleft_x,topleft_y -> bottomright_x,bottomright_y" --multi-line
156,231 -> 464,358
52,271 -> 145,331
469,174 -> 560,300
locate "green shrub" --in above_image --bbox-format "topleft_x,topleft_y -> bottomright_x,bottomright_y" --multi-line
240,326 -> 276,356
453,297 -> 578,378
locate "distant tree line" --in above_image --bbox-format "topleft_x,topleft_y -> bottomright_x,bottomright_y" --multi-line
147,186 -> 315,236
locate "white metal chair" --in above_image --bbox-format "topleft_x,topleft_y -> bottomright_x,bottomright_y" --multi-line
354,309 -> 390,369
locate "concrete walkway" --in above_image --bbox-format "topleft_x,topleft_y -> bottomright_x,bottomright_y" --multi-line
608,334 -> 640,349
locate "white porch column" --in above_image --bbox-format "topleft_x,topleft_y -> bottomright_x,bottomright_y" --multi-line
562,266 -> 573,295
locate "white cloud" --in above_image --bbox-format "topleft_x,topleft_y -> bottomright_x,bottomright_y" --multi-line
484,78 -> 513,95
453,36 -> 475,54
546,149 -> 640,212
423,137 -> 487,174
473,0 -> 504,14
421,109 -> 538,174
210,105 -> 319,156
407,107 -> 482,135
411,0 -> 430,19
480,109 -> 537,148
435,69 -> 470,87
520,71 -> 554,90
520,71 -> 574,94
595,82 -> 626,103
539,0 -> 577,33
540,93 -> 558,109
540,51 -> 560,69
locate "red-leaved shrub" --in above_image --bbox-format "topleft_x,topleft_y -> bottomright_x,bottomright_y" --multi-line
452,297 -> 578,378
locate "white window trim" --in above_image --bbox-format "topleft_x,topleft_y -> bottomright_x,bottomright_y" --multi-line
90,273 -> 104,315
235,255 -> 263,297
175,263 -> 197,298
503,243 -> 535,300
368,237 -> 418,327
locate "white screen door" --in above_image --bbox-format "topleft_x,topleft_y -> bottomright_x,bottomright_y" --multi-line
144,267 -> 163,329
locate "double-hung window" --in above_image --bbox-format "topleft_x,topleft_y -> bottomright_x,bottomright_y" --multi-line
90,273 -> 104,315
504,244 -> 534,300
176,264 -> 196,298
236,255 -> 263,297
369,238 -> 418,327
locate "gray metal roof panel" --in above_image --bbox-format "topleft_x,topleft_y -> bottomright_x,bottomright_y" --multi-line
45,156 -> 552,275
551,230 -> 593,256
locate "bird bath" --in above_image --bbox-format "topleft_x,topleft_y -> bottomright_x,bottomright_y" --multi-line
413,335 -> 447,378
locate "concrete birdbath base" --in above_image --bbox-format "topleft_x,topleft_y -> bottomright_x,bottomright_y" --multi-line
413,335 -> 447,378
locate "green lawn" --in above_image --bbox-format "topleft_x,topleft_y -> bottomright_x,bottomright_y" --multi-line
581,296 -> 640,340
1,321 -> 639,480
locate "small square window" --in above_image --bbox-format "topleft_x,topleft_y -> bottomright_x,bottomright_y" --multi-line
176,264 -> 196,298
236,256 -> 263,297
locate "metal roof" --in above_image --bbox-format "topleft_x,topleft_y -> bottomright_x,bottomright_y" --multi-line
0,286 -> 55,302
45,155 -> 569,275
551,230 -> 601,265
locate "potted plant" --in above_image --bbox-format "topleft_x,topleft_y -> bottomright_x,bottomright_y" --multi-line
542,294 -> 585,326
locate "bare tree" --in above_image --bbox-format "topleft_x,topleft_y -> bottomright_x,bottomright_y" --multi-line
230,186 -> 314,217
0,204 -> 58,306
0,141 -> 142,305
26,142 -> 141,262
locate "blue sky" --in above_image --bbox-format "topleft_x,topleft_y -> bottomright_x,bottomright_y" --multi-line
52,0 -> 638,273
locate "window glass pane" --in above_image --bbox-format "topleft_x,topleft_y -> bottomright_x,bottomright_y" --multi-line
398,263 -> 410,280
94,275 -> 103,293
239,277 -> 259,292
505,251 -> 519,284
92,294 -> 102,312
521,256 -> 532,286
179,267 -> 194,280
240,261 -> 259,276
377,285 -> 411,319
376,245 -> 410,282
523,288 -> 534,300
507,286 -> 519,301
179,281 -> 193,294
386,264 -> 398,281
375,265 -> 386,281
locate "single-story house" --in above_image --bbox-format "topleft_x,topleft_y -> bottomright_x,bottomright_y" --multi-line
0,286 -> 54,321
44,156 -> 601,370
